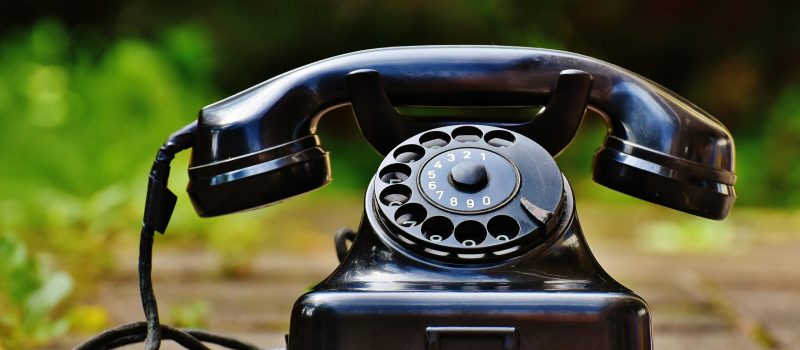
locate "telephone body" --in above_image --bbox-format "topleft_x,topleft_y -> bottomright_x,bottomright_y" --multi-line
179,46 -> 736,350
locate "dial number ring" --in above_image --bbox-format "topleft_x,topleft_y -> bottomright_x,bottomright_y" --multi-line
418,148 -> 519,214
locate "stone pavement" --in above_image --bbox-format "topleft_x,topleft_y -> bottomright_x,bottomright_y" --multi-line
55,207 -> 800,350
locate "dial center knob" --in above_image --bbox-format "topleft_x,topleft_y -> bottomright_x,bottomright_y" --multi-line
449,161 -> 488,190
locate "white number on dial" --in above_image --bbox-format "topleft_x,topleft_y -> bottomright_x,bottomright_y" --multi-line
482,196 -> 491,205
450,197 -> 458,206
446,153 -> 455,161
436,191 -> 444,199
466,199 -> 475,208
481,152 -> 486,161
462,150 -> 471,159
427,170 -> 436,179
434,161 -> 442,168
428,181 -> 437,190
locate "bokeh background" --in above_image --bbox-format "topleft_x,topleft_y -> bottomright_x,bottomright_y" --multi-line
1,1 -> 799,349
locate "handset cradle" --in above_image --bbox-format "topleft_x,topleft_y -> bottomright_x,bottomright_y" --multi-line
346,68 -> 593,156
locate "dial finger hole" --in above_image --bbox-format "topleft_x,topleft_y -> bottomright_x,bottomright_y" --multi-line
393,144 -> 425,163
380,185 -> 412,207
379,163 -> 411,184
485,130 -> 516,147
454,220 -> 487,247
419,131 -> 451,149
421,216 -> 454,242
488,215 -> 520,241
451,126 -> 483,143
394,203 -> 426,227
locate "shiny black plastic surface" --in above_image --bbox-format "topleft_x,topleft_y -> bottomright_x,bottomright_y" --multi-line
372,125 -> 564,263
186,46 -> 736,219
289,179 -> 652,350
187,136 -> 331,216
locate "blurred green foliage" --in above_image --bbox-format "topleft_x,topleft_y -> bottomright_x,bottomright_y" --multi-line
0,1 -> 798,346
636,219 -> 739,255
168,301 -> 210,329
0,20 -> 220,347
736,86 -> 800,206
0,234 -> 72,348
0,20 -> 214,200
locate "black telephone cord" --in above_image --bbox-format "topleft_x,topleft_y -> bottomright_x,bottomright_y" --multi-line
73,122 -> 264,350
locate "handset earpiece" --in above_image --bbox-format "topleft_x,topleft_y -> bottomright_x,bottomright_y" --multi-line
590,81 -> 736,219
186,46 -> 735,219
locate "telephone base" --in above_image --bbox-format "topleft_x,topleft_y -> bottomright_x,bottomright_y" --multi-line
288,290 -> 651,350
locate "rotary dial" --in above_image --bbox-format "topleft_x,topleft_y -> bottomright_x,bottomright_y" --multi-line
371,125 -> 565,263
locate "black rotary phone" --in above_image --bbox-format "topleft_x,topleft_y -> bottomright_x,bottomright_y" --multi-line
77,46 -> 736,350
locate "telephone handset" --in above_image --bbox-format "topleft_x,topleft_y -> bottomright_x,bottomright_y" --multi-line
186,46 -> 735,221
77,46 -> 736,350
